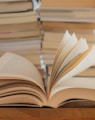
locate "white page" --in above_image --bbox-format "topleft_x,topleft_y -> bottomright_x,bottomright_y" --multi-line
0,52 -> 44,92
57,38 -> 88,76
51,45 -> 95,95
50,77 -> 95,97
52,33 -> 78,81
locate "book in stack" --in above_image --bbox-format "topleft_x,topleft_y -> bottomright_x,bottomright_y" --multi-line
40,0 -> 95,22
0,32 -> 94,107
0,0 -> 42,66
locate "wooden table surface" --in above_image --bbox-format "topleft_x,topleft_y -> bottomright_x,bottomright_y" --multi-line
0,108 -> 95,120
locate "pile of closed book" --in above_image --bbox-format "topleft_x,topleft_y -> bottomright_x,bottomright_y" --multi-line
0,0 -> 42,66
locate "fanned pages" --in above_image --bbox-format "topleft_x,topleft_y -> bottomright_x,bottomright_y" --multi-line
0,31 -> 95,108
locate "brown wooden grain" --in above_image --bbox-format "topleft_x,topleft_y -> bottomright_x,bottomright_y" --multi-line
0,108 -> 95,120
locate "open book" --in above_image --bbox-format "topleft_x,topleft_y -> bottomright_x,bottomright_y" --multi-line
0,31 -> 95,108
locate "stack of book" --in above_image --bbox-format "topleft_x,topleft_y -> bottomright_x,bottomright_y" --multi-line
0,0 -> 42,66
40,0 -> 95,75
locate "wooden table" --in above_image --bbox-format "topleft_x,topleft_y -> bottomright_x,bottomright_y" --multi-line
0,108 -> 95,120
